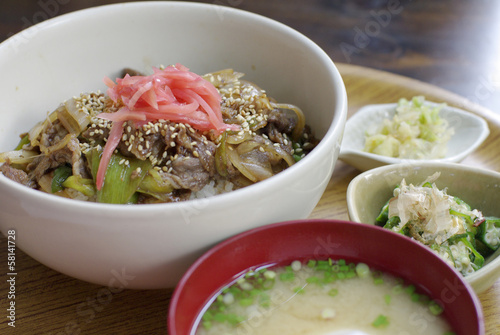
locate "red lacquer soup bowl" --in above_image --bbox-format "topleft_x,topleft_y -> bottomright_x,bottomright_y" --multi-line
168,219 -> 484,335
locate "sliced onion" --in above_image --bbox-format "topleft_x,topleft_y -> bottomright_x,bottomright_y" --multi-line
58,98 -> 90,134
0,149 -> 39,164
226,132 -> 253,145
261,142 -> 295,167
228,140 -> 293,183
240,160 -> 273,181
38,173 -> 53,193
41,133 -> 76,154
28,111 -> 58,148
270,102 -> 306,141
227,145 -> 258,183
236,140 -> 261,155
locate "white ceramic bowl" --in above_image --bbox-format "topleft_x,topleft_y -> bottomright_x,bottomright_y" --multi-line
0,2 -> 347,289
340,102 -> 490,171
346,162 -> 500,293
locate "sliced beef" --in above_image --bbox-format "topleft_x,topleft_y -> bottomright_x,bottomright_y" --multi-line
169,156 -> 211,192
267,109 -> 297,134
173,126 -> 216,175
39,120 -> 69,149
0,163 -> 36,188
117,126 -> 164,161
27,138 -> 85,182
165,125 -> 218,192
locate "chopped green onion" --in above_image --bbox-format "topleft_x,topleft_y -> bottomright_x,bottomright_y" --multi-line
355,263 -> 371,278
328,288 -> 339,297
392,284 -> 403,294
291,260 -> 302,271
279,272 -> 295,281
405,284 -> 416,295
429,300 -> 444,315
372,314 -> 389,328
293,287 -> 305,294
307,260 -> 317,268
239,297 -> 254,306
306,276 -> 320,284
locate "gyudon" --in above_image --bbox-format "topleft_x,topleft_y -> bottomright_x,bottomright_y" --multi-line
0,64 -> 317,204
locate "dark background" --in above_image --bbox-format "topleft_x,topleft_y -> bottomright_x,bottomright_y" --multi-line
0,0 -> 499,112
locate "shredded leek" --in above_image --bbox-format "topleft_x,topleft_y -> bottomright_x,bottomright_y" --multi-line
87,149 -> 151,204
62,175 -> 96,197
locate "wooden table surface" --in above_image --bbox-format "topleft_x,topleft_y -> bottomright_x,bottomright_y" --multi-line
1,1 -> 499,334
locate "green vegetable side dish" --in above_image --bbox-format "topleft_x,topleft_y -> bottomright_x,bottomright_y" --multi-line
364,96 -> 454,159
196,259 -> 455,335
376,173 -> 500,276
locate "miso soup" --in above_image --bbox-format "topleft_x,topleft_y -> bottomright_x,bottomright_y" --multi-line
195,259 -> 455,335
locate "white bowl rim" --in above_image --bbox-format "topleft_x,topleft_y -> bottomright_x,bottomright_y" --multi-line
0,1 -> 347,213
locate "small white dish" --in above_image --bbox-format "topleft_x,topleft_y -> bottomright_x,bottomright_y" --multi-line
339,102 -> 490,171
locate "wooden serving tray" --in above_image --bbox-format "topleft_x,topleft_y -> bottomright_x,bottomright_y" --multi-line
0,63 -> 498,334
311,63 -> 500,335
